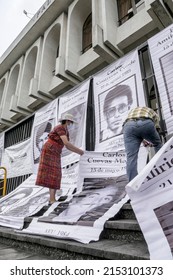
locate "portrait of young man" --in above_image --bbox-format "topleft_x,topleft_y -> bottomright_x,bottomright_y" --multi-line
38,177 -> 127,226
99,84 -> 134,142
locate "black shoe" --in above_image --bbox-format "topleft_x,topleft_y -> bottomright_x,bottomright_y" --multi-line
58,196 -> 67,202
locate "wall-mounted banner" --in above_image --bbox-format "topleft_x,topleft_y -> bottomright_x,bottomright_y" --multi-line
31,99 -> 58,173
23,151 -> 129,244
126,137 -> 173,259
1,138 -> 32,178
58,80 -> 90,167
0,175 -> 49,229
148,24 -> 173,135
93,50 -> 145,152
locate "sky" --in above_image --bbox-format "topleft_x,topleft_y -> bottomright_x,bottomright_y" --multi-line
0,0 -> 46,57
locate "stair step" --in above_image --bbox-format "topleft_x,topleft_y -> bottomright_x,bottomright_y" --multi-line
105,219 -> 140,231
0,226 -> 149,260
102,219 -> 145,242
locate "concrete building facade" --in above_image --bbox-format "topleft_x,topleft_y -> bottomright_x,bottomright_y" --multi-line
0,0 -> 173,132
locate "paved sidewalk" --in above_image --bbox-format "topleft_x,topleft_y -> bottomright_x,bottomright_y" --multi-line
0,241 -> 53,260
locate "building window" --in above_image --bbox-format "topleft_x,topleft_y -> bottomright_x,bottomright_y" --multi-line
117,0 -> 143,26
82,13 -> 92,54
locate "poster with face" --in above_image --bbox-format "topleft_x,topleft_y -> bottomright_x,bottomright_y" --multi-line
22,151 -> 129,244
93,50 -> 146,152
58,79 -> 90,167
31,99 -> 58,173
148,24 -> 173,135
0,174 -> 49,229
98,76 -> 137,142
38,177 -> 127,226
126,136 -> 173,259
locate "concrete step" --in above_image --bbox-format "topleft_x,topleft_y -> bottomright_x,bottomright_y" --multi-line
0,241 -> 53,260
0,226 -> 149,260
117,204 -> 137,220
102,219 -> 145,242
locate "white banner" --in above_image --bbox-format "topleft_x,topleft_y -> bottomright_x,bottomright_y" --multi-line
93,49 -> 146,152
31,99 -> 58,173
148,24 -> 173,135
78,151 -> 127,182
0,163 -> 80,229
58,80 -> 90,166
23,151 -> 129,244
1,138 -> 32,178
126,137 -> 173,259
0,175 -> 49,229
61,162 -> 80,195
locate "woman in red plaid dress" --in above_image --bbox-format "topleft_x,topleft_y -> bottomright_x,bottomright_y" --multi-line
36,113 -> 84,204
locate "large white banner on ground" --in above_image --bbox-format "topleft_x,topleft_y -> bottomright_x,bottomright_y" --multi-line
1,138 -> 32,178
58,80 -> 90,166
148,24 -> 173,135
31,99 -> 58,173
61,162 -> 80,195
93,49 -> 146,152
0,175 -> 49,229
0,162 -> 80,229
23,151 -> 129,244
126,137 -> 173,259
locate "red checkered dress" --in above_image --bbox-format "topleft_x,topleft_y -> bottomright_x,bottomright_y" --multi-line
36,125 -> 69,189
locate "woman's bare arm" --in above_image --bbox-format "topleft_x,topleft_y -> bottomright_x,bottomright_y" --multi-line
60,135 -> 84,155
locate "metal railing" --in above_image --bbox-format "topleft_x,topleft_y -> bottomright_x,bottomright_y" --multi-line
0,167 -> 7,196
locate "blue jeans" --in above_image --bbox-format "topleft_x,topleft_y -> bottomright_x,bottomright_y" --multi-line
123,119 -> 162,181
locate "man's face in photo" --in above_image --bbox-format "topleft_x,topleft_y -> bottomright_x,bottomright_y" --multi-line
106,95 -> 129,132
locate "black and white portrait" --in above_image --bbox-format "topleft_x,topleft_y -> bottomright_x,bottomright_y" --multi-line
61,103 -> 86,157
154,200 -> 173,256
33,120 -> 53,164
99,76 -> 138,142
0,187 -> 33,213
39,177 -> 127,226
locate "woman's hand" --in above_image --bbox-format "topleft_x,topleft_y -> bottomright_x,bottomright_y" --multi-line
79,150 -> 84,156
60,135 -> 84,155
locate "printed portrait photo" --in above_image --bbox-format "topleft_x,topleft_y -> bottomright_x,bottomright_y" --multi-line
154,200 -> 173,256
98,75 -> 138,142
33,120 -> 54,164
0,187 -> 33,213
39,176 -> 127,226
61,103 -> 86,157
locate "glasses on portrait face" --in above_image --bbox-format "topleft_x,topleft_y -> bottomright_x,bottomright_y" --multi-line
106,103 -> 128,118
